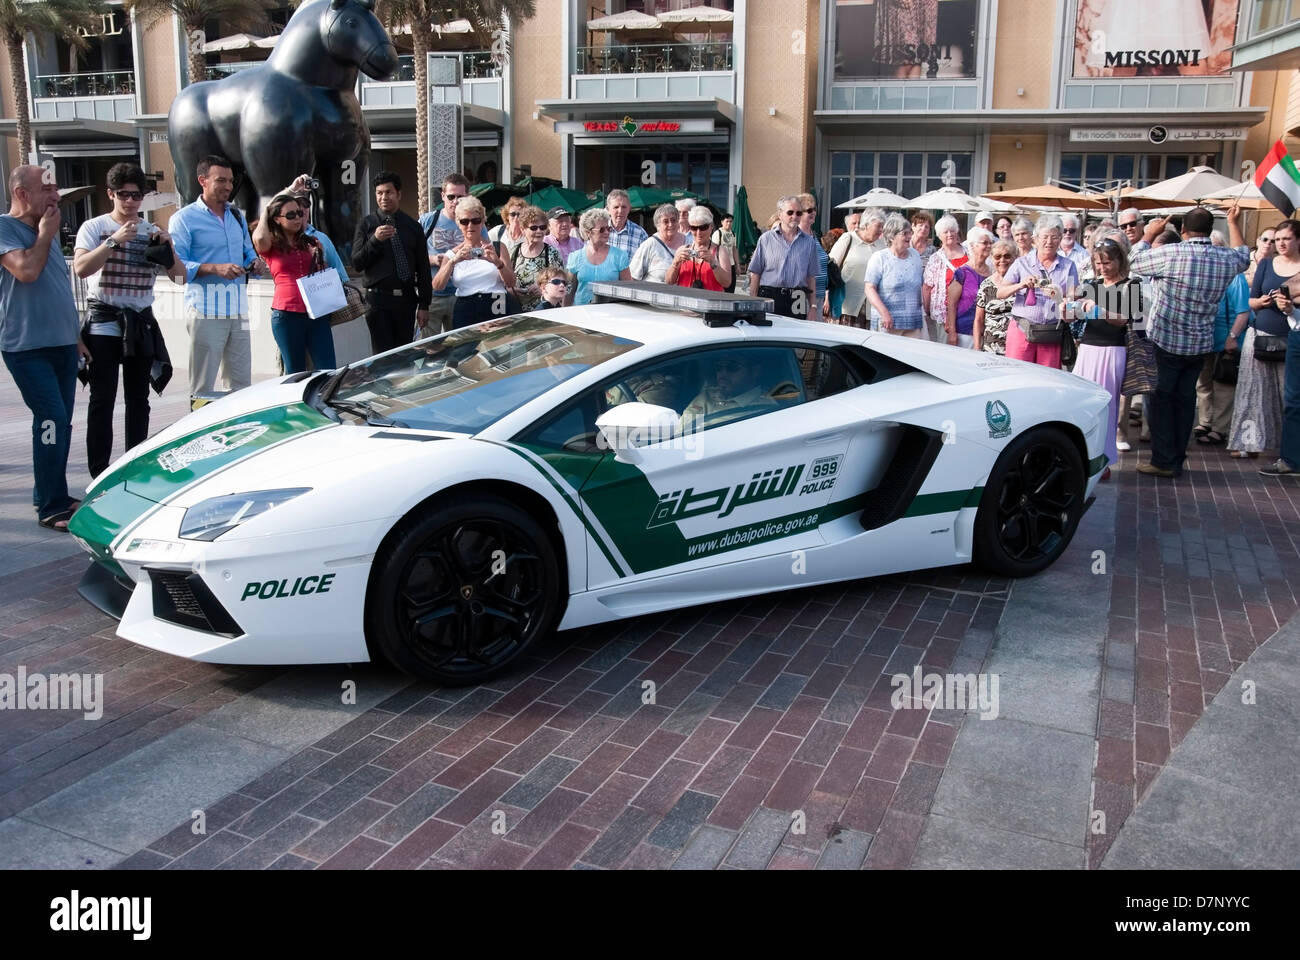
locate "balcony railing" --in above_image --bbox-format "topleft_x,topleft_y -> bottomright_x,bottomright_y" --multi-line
206,61 -> 262,80
35,70 -> 135,98
363,51 -> 501,83
575,41 -> 733,75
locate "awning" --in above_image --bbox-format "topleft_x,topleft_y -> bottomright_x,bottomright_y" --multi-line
363,103 -> 506,131
0,116 -> 137,145
814,107 -> 1268,139
537,97 -> 736,125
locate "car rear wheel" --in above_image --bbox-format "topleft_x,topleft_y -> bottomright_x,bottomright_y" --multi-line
366,496 -> 562,685
973,427 -> 1085,578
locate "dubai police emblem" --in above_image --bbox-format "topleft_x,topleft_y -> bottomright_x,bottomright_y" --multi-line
985,400 -> 1012,439
158,425 -> 270,473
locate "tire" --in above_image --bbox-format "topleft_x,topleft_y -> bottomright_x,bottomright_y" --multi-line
366,495 -> 563,685
973,426 -> 1086,578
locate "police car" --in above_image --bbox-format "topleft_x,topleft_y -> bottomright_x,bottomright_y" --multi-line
70,283 -> 1111,684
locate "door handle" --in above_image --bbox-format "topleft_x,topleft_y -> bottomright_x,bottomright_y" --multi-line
806,433 -> 845,444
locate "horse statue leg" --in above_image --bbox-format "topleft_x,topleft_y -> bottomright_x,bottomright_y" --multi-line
169,90 -> 224,205
320,124 -> 369,267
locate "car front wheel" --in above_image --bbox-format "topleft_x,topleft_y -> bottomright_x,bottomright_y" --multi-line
366,495 -> 562,685
973,426 -> 1085,578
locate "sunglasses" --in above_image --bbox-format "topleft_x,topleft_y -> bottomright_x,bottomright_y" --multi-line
803,208 -> 817,215
1063,228 -> 1077,233
590,226 -> 610,233
458,217 -> 483,226
547,278 -> 567,286
444,194 -> 466,201
526,224 -> 547,230
690,224 -> 711,231
113,190 -> 144,201
279,210 -> 304,220
784,210 -> 802,216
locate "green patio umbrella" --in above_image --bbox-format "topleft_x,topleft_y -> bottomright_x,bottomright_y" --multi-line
732,185 -> 761,264
512,174 -> 562,191
523,185 -> 606,215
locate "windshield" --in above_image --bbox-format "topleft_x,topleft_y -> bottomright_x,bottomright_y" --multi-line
328,315 -> 642,433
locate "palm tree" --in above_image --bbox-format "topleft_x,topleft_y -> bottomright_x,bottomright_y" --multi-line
1,0 -> 107,162
124,0 -> 276,89
377,0 -> 535,212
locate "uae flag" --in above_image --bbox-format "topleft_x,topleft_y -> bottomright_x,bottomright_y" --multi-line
1256,140 -> 1300,216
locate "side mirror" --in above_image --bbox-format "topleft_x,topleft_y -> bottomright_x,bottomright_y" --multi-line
595,402 -> 679,464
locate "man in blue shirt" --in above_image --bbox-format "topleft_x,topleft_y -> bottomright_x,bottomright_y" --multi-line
747,195 -> 818,319
169,155 -> 261,407
0,165 -> 87,530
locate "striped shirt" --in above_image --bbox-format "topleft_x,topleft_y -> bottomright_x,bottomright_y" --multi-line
1129,238 -> 1249,355
607,219 -> 648,258
75,213 -> 160,309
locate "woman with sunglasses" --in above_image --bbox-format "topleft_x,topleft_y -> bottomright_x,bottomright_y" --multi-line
488,196 -> 528,254
566,209 -> 631,305
531,266 -> 569,309
1227,218 -> 1300,460
1070,236 -> 1142,480
252,192 -> 335,374
667,206 -> 732,291
432,196 -> 518,328
974,240 -> 1017,355
509,205 -> 563,310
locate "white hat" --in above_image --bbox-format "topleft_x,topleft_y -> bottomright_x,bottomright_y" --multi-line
975,210 -> 994,223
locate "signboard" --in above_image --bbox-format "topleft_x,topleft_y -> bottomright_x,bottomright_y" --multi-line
834,0 -> 979,80
1069,127 -> 1247,143
1073,0 -> 1241,78
555,118 -> 716,136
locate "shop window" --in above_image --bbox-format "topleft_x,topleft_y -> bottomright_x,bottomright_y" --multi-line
827,150 -> 973,209
834,0 -> 980,81
1057,153 -> 1222,191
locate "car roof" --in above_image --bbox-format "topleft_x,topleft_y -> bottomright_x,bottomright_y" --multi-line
530,303 -> 868,351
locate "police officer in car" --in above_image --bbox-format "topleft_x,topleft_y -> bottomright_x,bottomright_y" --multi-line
680,354 -> 777,433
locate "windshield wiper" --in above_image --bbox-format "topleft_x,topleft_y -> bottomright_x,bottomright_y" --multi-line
319,364 -> 351,405
325,397 -> 407,428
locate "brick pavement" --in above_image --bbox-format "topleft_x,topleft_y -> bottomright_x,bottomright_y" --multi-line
2,369 -> 1299,868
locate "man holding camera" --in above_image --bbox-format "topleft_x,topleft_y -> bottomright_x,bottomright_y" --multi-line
352,171 -> 430,354
74,163 -> 184,478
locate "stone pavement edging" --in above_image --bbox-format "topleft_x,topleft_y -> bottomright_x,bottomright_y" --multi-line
912,484 -> 1117,869
1101,611 -> 1300,869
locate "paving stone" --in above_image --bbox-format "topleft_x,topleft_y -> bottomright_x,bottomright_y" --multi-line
724,807 -> 791,869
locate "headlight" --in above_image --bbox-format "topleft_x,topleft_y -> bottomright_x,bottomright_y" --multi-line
179,488 -> 311,541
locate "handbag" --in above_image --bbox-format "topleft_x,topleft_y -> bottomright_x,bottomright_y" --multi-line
1058,320 -> 1078,367
1253,331 -> 1288,362
1019,317 -> 1063,343
1122,328 -> 1158,397
1212,350 -> 1239,385
325,280 -> 368,327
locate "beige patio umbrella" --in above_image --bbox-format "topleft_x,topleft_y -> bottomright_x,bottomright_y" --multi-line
836,186 -> 911,210
656,7 -> 735,32
1198,181 -> 1278,212
1126,166 -> 1244,205
587,10 -> 665,33
907,186 -> 987,213
981,185 -> 1109,210
202,33 -> 267,53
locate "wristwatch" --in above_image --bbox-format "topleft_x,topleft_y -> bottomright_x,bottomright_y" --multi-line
105,238 -> 119,249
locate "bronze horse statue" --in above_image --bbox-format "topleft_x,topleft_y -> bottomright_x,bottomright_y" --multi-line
168,0 -> 397,259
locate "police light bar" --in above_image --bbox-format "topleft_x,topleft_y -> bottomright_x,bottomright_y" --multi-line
590,281 -> 774,326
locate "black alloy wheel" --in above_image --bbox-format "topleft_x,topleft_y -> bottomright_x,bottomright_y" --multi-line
974,427 -> 1085,577
367,496 -> 562,684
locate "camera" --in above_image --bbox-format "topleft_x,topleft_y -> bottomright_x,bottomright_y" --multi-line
470,248 -> 484,258
307,177 -> 321,191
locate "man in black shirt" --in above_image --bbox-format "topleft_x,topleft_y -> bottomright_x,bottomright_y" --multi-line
352,171 -> 431,354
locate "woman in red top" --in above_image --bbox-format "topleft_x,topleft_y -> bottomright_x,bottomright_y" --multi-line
253,193 -> 336,373
666,206 -> 732,291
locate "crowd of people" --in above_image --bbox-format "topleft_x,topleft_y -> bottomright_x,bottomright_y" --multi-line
4,157 -> 1300,534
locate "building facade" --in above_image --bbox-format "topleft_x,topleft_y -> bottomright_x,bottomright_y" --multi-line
3,1 -> 1300,235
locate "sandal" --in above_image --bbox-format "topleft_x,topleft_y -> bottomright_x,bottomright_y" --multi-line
37,507 -> 76,532
1197,430 -> 1225,445
1194,426 -> 1210,439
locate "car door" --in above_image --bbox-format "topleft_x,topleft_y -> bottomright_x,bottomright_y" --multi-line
570,344 -> 870,588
